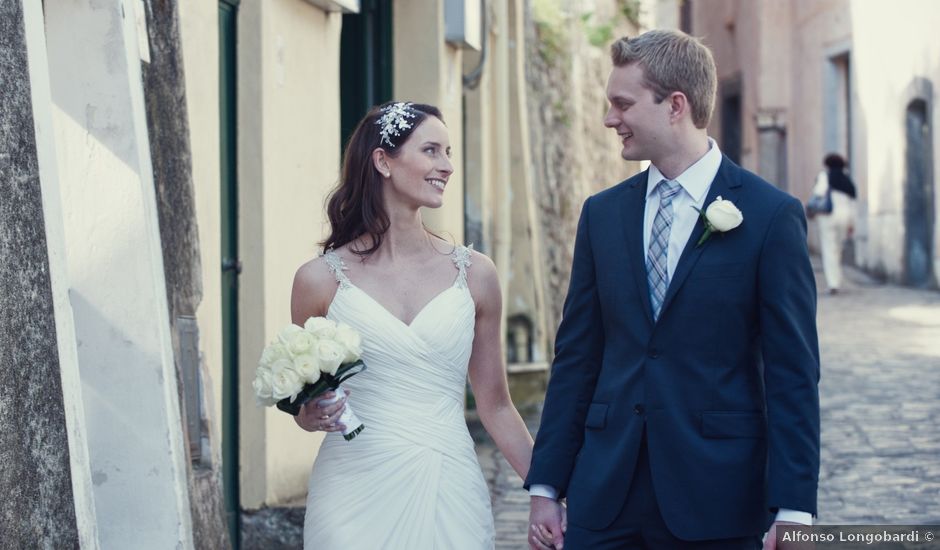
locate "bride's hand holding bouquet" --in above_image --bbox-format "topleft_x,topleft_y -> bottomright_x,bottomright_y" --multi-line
252,316 -> 367,441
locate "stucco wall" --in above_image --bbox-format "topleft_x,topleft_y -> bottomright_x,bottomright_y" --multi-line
694,0 -> 940,284
394,0 -> 466,243
786,0 -> 853,205
462,0 -> 550,366
843,1 -> 940,282
44,0 -> 194,545
238,0 -> 343,508
695,0 -> 762,170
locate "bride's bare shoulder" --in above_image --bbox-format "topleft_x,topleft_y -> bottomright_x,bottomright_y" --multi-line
463,248 -> 500,307
292,254 -> 341,320
294,254 -> 337,287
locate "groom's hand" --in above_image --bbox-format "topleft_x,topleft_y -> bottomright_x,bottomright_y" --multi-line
529,496 -> 566,549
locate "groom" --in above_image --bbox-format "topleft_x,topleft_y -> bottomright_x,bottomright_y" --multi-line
526,30 -> 820,549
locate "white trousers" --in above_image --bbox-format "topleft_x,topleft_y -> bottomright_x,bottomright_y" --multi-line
817,193 -> 855,290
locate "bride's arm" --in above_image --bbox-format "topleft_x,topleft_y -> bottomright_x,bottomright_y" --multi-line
466,253 -> 534,480
290,258 -> 347,433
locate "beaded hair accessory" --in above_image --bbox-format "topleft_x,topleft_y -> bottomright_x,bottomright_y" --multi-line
375,102 -> 417,147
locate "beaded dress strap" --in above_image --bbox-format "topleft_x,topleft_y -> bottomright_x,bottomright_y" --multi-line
322,250 -> 352,290
451,244 -> 473,289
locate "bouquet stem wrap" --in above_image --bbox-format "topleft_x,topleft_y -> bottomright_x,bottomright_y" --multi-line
316,384 -> 365,441
276,360 -> 367,441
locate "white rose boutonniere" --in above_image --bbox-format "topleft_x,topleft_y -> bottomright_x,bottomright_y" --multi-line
694,196 -> 743,246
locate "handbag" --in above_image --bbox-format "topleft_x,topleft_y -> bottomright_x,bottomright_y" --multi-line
805,188 -> 832,217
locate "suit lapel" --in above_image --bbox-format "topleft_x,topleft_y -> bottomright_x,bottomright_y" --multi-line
658,157 -> 742,319
620,170 -> 654,326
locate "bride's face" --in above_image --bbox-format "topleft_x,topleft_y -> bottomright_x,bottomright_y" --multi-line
382,116 -> 453,210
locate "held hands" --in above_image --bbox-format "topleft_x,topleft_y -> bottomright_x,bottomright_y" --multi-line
529,496 -> 567,549
295,389 -> 350,433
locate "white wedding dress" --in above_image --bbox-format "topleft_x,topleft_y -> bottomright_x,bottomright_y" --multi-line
304,246 -> 495,549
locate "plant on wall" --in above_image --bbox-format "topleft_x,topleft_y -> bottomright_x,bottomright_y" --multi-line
532,0 -> 571,64
579,0 -> 642,49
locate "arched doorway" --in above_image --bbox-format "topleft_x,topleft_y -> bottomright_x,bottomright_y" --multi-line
903,99 -> 935,287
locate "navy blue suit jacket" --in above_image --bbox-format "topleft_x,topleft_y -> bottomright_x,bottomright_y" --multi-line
526,157 -> 820,541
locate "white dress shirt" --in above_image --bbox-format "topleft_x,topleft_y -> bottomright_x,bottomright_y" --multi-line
643,138 -> 722,278
530,139 -> 812,527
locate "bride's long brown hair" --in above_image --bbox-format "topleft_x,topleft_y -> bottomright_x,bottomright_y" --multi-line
321,101 -> 444,257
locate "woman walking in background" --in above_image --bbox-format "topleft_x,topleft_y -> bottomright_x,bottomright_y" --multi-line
812,153 -> 857,294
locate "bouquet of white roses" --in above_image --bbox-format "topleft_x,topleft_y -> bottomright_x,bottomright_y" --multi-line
253,316 -> 366,441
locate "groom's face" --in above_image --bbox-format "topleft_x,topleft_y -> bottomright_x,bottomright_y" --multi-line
604,63 -> 671,163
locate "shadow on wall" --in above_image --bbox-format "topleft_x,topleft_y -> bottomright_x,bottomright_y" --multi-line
44,1 -> 146,174
67,289 -> 191,545
68,290 -> 170,454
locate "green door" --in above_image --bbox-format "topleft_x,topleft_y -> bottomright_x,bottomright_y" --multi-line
340,0 -> 393,148
219,0 -> 240,547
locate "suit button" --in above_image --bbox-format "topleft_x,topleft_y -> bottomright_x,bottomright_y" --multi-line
648,348 -> 659,359
634,404 -> 645,415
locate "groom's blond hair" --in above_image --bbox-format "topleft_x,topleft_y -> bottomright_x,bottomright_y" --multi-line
610,29 -> 717,129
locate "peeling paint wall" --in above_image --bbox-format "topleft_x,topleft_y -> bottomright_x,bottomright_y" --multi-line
141,0 -> 230,546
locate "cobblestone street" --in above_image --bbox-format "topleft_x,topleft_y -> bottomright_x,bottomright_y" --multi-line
814,264 -> 940,524
473,258 -> 940,548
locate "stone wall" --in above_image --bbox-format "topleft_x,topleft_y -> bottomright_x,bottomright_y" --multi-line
525,0 -> 644,340
0,2 -> 79,546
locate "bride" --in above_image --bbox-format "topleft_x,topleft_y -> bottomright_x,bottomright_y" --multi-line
291,101 -> 535,549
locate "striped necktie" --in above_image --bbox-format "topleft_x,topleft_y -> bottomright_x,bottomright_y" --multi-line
646,179 -> 682,320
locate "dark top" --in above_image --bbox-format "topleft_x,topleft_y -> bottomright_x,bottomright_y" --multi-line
828,168 -> 857,198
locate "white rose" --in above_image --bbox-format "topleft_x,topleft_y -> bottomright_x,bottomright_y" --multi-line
252,365 -> 278,406
285,329 -> 316,356
292,353 -> 322,384
704,196 -> 743,232
259,342 -> 288,367
315,340 -> 346,376
334,323 -> 362,363
277,324 -> 304,347
269,358 -> 304,401
304,316 -> 337,339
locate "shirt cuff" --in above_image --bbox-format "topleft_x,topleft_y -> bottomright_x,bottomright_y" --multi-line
528,484 -> 558,500
775,509 -> 813,525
